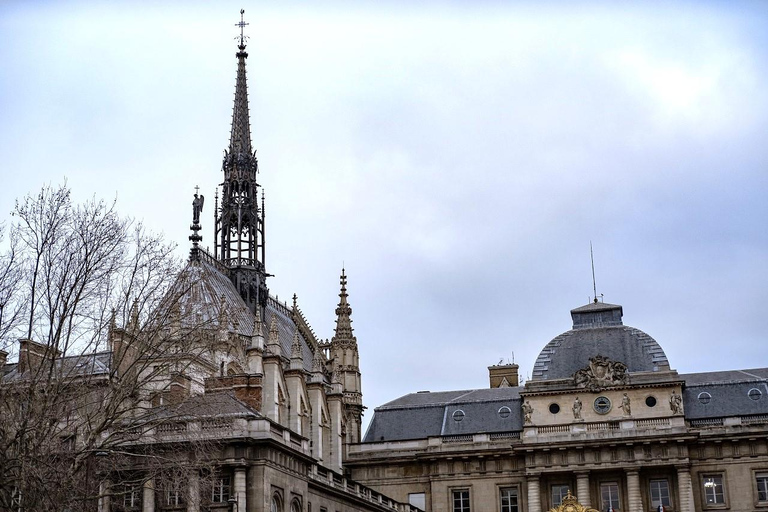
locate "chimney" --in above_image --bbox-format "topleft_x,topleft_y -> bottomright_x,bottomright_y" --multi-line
168,372 -> 192,404
489,363 -> 519,388
18,338 -> 60,374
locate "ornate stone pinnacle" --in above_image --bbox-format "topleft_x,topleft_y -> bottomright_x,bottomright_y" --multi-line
290,328 -> 303,361
311,345 -> 324,373
332,267 -> 355,344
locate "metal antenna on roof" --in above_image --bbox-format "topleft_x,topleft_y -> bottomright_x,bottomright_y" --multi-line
590,241 -> 598,304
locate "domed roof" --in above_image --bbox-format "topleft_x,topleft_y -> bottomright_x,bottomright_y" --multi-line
531,301 -> 670,381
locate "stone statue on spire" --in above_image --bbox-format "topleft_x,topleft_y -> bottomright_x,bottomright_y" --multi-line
192,191 -> 205,225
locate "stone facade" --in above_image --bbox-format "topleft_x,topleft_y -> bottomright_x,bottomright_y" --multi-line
350,302 -> 768,512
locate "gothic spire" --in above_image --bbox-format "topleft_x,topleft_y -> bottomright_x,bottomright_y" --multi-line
230,9 -> 252,156
215,9 -> 268,317
332,268 -> 355,343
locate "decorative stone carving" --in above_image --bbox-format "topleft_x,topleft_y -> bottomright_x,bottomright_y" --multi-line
522,400 -> 534,424
548,490 -> 599,512
669,390 -> 683,415
572,397 -> 582,420
573,355 -> 628,391
621,392 -> 631,416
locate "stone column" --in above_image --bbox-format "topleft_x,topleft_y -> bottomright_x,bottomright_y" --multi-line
676,467 -> 695,512
527,475 -> 541,512
142,478 -> 155,512
187,471 -> 200,512
575,471 -> 591,508
234,467 -> 247,512
626,470 -> 643,512
97,479 -> 111,512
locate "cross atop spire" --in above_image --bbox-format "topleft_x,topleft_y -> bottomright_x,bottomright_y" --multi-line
235,9 -> 249,50
215,10 -> 268,316
229,13 -> 253,156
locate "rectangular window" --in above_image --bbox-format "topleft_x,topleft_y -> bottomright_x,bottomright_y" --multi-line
702,475 -> 725,505
551,485 -> 569,507
757,474 -> 768,503
649,479 -> 671,508
600,482 -> 620,511
408,492 -> 426,510
500,487 -> 519,512
164,486 -> 184,506
452,489 -> 470,512
122,484 -> 141,509
211,476 -> 231,503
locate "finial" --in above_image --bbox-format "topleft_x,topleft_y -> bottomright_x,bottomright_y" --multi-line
189,187 -> 204,260
129,298 -> 139,330
292,293 -> 298,310
590,241 -> 598,303
235,9 -> 249,50
290,327 -> 303,361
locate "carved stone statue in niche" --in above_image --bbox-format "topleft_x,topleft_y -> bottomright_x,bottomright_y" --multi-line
522,400 -> 534,425
620,392 -> 631,416
572,354 -> 629,391
572,397 -> 583,420
669,390 -> 683,415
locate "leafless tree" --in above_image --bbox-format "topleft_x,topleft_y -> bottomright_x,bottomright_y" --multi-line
0,184 -> 223,511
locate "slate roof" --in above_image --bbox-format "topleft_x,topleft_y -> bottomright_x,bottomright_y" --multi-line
532,325 -> 669,381
364,366 -> 768,443
2,255 -> 323,379
151,391 -> 262,420
681,368 -> 768,419
176,255 -> 318,372
2,351 -> 111,381
363,387 -> 523,443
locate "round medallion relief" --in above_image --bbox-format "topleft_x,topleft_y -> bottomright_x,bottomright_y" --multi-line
593,396 -> 612,414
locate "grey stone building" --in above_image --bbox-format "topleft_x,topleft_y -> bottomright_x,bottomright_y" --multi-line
348,301 -> 768,512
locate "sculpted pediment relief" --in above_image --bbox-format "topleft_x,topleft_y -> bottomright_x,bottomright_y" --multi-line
573,354 -> 628,391
548,490 -> 598,512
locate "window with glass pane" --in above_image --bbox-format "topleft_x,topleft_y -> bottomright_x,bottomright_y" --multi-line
551,485 -> 569,507
703,475 -> 725,504
122,484 -> 140,509
757,474 -> 768,503
409,493 -> 426,510
649,479 -> 671,508
211,476 -> 230,503
453,489 -> 470,512
165,486 -> 184,506
600,482 -> 620,511
500,487 -> 519,512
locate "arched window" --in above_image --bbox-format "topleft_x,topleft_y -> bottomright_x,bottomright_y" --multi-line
271,494 -> 283,512
291,498 -> 302,512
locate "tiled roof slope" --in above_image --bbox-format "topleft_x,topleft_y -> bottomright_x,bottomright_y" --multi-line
681,368 -> 768,419
182,256 -> 317,372
2,352 -> 111,381
363,387 -> 523,443
532,326 -> 668,381
2,257 -> 323,379
363,368 -> 768,443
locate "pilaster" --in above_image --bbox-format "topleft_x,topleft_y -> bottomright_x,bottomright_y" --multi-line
235,467 -> 247,512
626,469 -> 643,512
676,466 -> 695,512
142,478 -> 155,512
575,471 -> 591,508
527,475 -> 541,512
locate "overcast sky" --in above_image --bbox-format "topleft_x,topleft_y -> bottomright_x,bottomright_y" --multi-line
1,1 -> 767,432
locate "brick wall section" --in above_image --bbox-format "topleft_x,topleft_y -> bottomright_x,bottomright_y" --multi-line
205,374 -> 263,411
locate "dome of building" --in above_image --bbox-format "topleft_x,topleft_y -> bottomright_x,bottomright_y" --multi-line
531,301 -> 670,381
